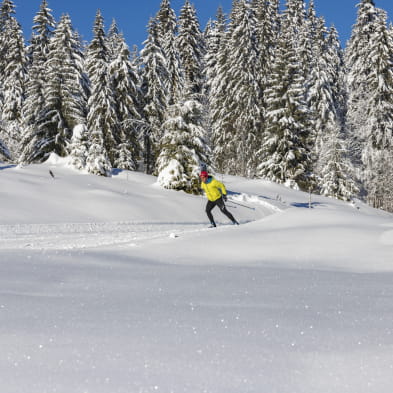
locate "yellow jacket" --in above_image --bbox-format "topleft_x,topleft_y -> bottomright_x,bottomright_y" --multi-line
201,176 -> 227,202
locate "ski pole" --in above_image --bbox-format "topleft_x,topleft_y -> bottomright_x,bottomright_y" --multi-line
227,199 -> 255,210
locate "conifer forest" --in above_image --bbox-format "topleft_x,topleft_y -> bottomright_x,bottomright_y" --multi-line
1,0 -> 393,212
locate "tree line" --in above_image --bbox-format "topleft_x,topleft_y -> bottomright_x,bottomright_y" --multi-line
0,0 -> 392,211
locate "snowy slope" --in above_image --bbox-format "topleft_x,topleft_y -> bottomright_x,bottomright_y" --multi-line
1,157 -> 393,393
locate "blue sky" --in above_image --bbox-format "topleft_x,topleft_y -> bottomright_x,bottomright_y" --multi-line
13,0 -> 393,48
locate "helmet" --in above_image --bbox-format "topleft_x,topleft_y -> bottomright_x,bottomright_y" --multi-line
199,171 -> 208,178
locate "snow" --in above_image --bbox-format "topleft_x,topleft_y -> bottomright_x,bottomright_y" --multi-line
72,124 -> 87,140
1,157 -> 393,393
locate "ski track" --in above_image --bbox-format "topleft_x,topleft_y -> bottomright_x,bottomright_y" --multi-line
231,193 -> 284,212
0,195 -> 281,251
0,222 -> 209,251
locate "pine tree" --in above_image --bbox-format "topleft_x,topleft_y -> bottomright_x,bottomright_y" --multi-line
0,0 -> 16,101
168,0 -> 208,186
319,127 -> 357,201
50,14 -> 87,126
252,0 -> 280,81
223,0 -> 263,177
156,0 -> 183,106
86,10 -> 118,173
0,8 -> 27,161
284,0 -> 307,30
85,127 -> 111,176
204,7 -> 226,94
0,0 -> 14,22
68,124 -> 89,170
21,0 -> 55,146
108,33 -> 142,170
306,18 -> 339,165
177,0 -> 205,100
208,6 -> 232,174
140,17 -> 169,174
106,18 -> 121,61
325,26 -> 347,129
366,149 -> 393,211
312,26 -> 356,200
345,0 -> 379,169
157,100 -> 209,194
258,3 -> 313,191
346,1 -> 393,209
204,7 -> 227,172
1,16 -> 26,122
20,13 -> 87,163
361,9 -> 393,209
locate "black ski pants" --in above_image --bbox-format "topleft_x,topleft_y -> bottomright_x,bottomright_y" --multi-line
205,197 -> 236,225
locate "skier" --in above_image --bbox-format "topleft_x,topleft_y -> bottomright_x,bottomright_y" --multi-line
199,171 -> 239,227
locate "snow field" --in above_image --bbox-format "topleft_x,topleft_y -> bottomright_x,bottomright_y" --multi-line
1,158 -> 393,393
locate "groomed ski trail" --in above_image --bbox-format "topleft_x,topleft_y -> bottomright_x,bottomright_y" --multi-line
0,222 -> 208,251
0,195 -> 281,251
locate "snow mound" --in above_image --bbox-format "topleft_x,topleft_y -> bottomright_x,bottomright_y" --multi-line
45,152 -> 72,166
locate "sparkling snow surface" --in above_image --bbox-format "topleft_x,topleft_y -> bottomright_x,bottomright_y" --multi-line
1,157 -> 393,393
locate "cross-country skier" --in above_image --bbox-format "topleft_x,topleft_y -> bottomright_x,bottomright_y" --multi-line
199,171 -> 239,228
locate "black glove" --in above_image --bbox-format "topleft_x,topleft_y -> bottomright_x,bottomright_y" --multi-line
223,194 -> 227,202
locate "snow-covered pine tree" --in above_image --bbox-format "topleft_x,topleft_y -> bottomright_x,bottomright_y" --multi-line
367,149 -> 393,211
158,0 -> 209,191
0,0 -> 13,24
345,0 -> 379,171
85,127 -> 111,176
286,0 -> 315,132
68,124 -> 89,170
204,7 -> 226,95
106,18 -> 121,61
251,0 -> 281,174
257,1 -> 313,191
203,7 -> 227,172
177,0 -> 205,100
312,25 -> 357,200
156,0 -> 177,37
295,8 -> 324,177
209,1 -> 262,177
21,13 -> 87,163
48,14 -> 87,127
306,0 -> 319,43
86,10 -> 118,173
155,0 -> 183,106
0,0 -> 15,101
1,15 -> 26,122
108,32 -> 142,171
140,17 -> 169,174
20,0 -> 55,164
361,9 -> 393,209
222,0 -> 263,177
327,26 -> 347,130
156,99 -> 209,194
0,8 -> 27,161
251,0 -> 280,82
285,0 -> 309,36
0,0 -> 16,104
319,127 -> 358,201
306,17 -> 335,163
208,6 -> 232,174
346,1 -> 393,210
